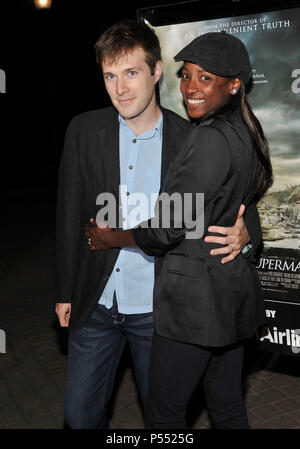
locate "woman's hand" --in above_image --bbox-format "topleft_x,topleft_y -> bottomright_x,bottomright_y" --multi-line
85,218 -> 112,250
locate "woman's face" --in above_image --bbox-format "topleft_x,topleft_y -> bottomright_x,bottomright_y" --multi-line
180,62 -> 237,119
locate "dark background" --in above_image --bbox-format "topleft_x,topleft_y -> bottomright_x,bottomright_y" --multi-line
0,0 -> 194,199
0,0 -> 296,199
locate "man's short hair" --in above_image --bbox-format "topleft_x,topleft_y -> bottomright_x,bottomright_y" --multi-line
95,20 -> 161,75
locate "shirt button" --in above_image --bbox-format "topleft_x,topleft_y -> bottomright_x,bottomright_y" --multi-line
125,191 -> 130,196
133,139 -> 137,143
128,165 -> 133,170
116,268 -> 120,272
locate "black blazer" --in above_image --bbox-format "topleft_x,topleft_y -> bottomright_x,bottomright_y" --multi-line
56,106 -> 191,331
56,105 -> 262,332
133,105 -> 266,347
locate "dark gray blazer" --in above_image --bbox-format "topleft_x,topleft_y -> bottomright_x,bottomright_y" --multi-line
56,105 -> 262,333
56,106 -> 191,331
133,104 -> 266,347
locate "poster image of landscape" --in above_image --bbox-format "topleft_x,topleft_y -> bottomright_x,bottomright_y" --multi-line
147,7 -> 300,301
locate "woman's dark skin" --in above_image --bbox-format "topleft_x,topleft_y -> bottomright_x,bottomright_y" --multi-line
85,218 -> 135,250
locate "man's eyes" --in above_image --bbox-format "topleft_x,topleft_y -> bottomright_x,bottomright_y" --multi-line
104,71 -> 137,81
104,74 -> 115,81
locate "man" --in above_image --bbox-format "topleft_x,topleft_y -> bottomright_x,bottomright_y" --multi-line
55,20 -> 261,429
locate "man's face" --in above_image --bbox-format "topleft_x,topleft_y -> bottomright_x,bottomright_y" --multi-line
180,62 -> 235,119
102,47 -> 162,121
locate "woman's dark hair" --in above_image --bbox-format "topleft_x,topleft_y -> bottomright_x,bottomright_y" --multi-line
239,83 -> 273,202
200,84 -> 273,203
95,20 -> 161,75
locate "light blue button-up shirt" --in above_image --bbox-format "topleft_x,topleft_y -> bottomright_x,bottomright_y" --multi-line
98,113 -> 163,314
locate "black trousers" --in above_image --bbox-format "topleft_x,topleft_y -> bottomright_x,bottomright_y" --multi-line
145,332 -> 249,429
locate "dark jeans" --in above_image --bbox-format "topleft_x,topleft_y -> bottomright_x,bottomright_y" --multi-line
145,333 -> 249,429
64,299 -> 154,429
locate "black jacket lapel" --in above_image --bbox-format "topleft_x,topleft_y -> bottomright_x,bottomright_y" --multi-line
161,108 -> 175,183
98,110 -> 120,201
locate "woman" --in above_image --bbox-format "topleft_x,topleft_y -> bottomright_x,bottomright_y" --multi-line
86,32 -> 273,429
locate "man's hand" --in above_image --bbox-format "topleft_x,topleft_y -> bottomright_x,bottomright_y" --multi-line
85,218 -> 112,250
204,204 -> 250,264
55,303 -> 71,327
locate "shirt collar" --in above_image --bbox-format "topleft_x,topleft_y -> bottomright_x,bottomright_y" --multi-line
118,113 -> 163,140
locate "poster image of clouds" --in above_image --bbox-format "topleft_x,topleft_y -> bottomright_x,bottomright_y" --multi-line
149,8 -> 300,251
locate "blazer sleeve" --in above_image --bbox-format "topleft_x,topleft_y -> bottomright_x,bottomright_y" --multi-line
243,201 -> 263,259
55,117 -> 82,302
133,126 -> 231,256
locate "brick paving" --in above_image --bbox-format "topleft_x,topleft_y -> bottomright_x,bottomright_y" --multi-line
0,190 -> 300,430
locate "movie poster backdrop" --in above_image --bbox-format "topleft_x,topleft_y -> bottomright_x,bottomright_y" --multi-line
141,4 -> 300,355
